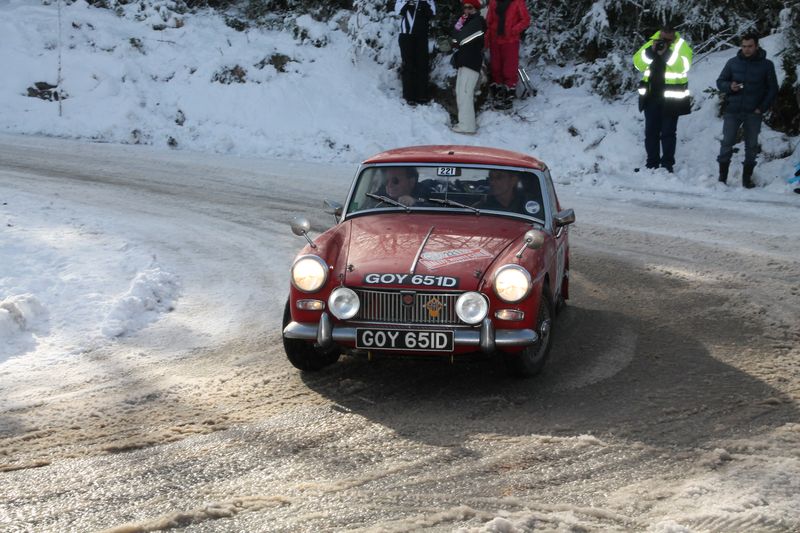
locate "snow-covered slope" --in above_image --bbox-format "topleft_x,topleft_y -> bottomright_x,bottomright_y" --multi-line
0,0 -> 797,191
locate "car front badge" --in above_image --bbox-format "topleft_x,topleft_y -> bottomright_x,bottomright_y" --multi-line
425,296 -> 444,318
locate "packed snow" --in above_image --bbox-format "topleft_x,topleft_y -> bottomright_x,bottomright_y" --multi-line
1,1 -> 799,531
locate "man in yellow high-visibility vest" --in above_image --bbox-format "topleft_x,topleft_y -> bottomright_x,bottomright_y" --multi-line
633,24 -> 693,173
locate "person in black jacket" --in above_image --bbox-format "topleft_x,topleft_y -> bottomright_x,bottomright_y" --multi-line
716,33 -> 779,188
450,0 -> 486,134
395,0 -> 436,105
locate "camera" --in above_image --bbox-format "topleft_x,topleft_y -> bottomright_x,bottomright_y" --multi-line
654,39 -> 668,52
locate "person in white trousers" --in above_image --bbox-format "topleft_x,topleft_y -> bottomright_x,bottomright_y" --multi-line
450,0 -> 485,134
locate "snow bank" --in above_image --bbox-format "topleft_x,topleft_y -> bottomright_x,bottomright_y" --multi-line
0,187 -> 181,362
101,267 -> 179,338
0,294 -> 48,357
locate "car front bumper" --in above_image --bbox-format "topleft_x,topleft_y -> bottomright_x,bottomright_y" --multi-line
283,312 -> 538,354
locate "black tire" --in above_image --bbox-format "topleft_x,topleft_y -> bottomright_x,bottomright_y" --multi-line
504,286 -> 554,378
282,301 -> 340,372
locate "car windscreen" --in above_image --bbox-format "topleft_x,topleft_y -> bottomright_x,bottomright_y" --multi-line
346,165 -> 546,221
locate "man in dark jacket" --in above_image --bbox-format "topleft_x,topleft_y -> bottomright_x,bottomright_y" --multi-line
451,0 -> 485,134
395,0 -> 436,105
716,33 -> 779,188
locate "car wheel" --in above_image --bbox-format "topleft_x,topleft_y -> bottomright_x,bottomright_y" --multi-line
504,286 -> 553,378
282,301 -> 341,371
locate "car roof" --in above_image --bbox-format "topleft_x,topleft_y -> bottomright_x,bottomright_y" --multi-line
362,145 -> 547,171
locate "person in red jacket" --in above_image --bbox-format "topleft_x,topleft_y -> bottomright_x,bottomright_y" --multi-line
485,0 -> 530,110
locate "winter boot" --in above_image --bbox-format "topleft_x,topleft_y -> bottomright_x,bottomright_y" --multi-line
742,162 -> 756,189
502,85 -> 515,109
488,83 -> 500,106
494,86 -> 513,110
492,85 -> 506,110
718,161 -> 729,184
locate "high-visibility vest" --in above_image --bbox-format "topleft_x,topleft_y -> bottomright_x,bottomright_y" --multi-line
633,31 -> 693,106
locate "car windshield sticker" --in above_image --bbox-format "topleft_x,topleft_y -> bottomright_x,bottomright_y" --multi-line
364,273 -> 458,288
525,201 -> 541,215
418,248 -> 493,271
436,166 -> 461,177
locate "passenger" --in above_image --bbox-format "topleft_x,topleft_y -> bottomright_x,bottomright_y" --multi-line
479,169 -> 525,212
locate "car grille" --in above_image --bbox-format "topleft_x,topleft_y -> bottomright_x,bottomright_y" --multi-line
353,289 -> 464,325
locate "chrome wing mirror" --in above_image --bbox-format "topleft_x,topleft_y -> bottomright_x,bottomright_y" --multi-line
516,229 -> 545,258
290,216 -> 316,249
555,208 -> 576,227
323,199 -> 343,223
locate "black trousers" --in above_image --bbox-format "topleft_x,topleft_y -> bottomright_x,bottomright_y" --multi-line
644,99 -> 679,169
399,33 -> 430,103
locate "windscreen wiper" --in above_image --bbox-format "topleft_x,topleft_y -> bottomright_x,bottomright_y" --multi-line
427,197 -> 481,214
365,193 -> 410,211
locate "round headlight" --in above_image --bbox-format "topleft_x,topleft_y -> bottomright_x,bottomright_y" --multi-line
328,287 -> 360,320
456,292 -> 489,325
494,265 -> 531,303
291,255 -> 328,293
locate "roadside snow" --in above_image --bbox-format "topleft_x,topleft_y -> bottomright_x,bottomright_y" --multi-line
100,267 -> 179,338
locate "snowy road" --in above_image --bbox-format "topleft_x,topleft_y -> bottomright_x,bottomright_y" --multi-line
1,135 -> 799,532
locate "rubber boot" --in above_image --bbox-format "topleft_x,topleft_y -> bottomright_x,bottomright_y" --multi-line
742,162 -> 756,189
718,161 -> 729,184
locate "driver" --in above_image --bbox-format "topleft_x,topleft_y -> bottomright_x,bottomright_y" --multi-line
382,167 -> 419,206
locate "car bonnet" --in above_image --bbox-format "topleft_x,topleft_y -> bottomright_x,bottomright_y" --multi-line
343,213 -> 530,291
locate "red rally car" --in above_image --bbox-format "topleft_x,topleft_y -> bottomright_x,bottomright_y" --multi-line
282,145 -> 575,377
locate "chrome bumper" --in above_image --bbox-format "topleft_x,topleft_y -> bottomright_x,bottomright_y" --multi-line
283,312 -> 538,354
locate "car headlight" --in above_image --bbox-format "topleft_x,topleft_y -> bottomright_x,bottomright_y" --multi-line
456,291 -> 489,325
328,287 -> 360,320
291,255 -> 328,293
493,265 -> 531,303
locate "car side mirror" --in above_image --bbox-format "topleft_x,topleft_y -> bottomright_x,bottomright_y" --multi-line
323,199 -> 343,223
516,229 -> 545,258
290,216 -> 316,248
555,208 -> 576,227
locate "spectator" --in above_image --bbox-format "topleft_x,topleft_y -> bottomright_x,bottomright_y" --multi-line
633,24 -> 693,173
395,0 -> 436,105
715,33 -> 779,188
485,0 -> 529,110
450,0 -> 486,134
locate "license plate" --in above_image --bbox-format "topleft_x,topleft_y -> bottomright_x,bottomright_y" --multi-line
356,328 -> 454,352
